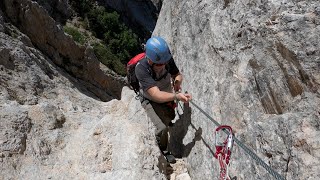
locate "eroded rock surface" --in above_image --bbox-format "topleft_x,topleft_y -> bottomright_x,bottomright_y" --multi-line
0,4 -> 165,179
0,31 -> 165,178
3,0 -> 125,101
154,0 -> 320,179
1,0 -> 320,179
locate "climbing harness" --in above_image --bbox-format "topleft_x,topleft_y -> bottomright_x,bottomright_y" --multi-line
189,100 -> 285,180
215,125 -> 234,180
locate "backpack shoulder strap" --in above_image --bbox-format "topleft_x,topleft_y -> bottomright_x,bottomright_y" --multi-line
138,58 -> 153,76
138,58 -> 170,81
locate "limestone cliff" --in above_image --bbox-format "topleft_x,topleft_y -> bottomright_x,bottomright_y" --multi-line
0,21 -> 166,180
2,0 -> 125,101
0,0 -> 167,179
154,0 -> 320,179
1,0 -> 320,180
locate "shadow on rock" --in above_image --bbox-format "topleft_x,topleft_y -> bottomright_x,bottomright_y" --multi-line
169,102 -> 202,158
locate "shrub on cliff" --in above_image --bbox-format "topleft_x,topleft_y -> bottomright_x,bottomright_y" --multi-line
93,43 -> 126,76
69,1 -> 140,76
63,26 -> 86,45
87,6 -> 140,63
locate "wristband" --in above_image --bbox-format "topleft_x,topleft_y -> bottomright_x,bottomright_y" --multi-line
174,93 -> 178,101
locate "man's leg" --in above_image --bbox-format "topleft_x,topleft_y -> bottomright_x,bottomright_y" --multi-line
141,99 -> 176,163
149,101 -> 175,152
158,128 -> 168,151
141,100 -> 167,135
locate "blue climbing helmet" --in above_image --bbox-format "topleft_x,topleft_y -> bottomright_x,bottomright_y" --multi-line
145,36 -> 172,64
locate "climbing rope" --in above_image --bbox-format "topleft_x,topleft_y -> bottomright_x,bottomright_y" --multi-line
189,100 -> 285,180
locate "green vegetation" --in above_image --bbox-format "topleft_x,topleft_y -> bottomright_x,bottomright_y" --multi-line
63,26 -> 86,45
93,43 -> 126,76
69,0 -> 93,17
68,0 -> 141,75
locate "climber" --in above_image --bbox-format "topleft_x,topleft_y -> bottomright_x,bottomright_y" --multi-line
135,36 -> 192,163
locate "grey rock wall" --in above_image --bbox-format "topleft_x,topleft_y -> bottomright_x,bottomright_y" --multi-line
1,0 -> 320,179
0,28 -> 165,179
0,2 -> 168,179
33,0 -> 73,23
2,0 -> 125,101
154,0 -> 320,179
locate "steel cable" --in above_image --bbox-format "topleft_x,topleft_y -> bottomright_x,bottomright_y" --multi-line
189,100 -> 285,180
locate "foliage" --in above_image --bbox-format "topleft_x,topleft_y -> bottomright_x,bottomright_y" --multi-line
87,6 -> 140,62
93,43 -> 126,76
69,0 -> 93,17
69,1 -> 141,76
63,26 -> 86,45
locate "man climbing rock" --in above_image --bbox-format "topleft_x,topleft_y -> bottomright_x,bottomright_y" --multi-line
135,36 -> 192,163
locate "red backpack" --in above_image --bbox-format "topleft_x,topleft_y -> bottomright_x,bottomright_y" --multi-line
126,52 -> 170,95
126,53 -> 146,94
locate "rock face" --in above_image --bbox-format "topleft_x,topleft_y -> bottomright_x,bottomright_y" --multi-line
33,0 -> 73,23
154,0 -> 320,179
1,0 -> 320,180
0,26 -> 165,179
0,2 -> 166,180
2,0 -> 125,101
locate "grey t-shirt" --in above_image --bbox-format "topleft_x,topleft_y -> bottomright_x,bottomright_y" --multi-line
135,57 -> 179,101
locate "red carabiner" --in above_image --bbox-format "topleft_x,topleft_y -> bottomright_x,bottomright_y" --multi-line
214,125 -> 234,180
